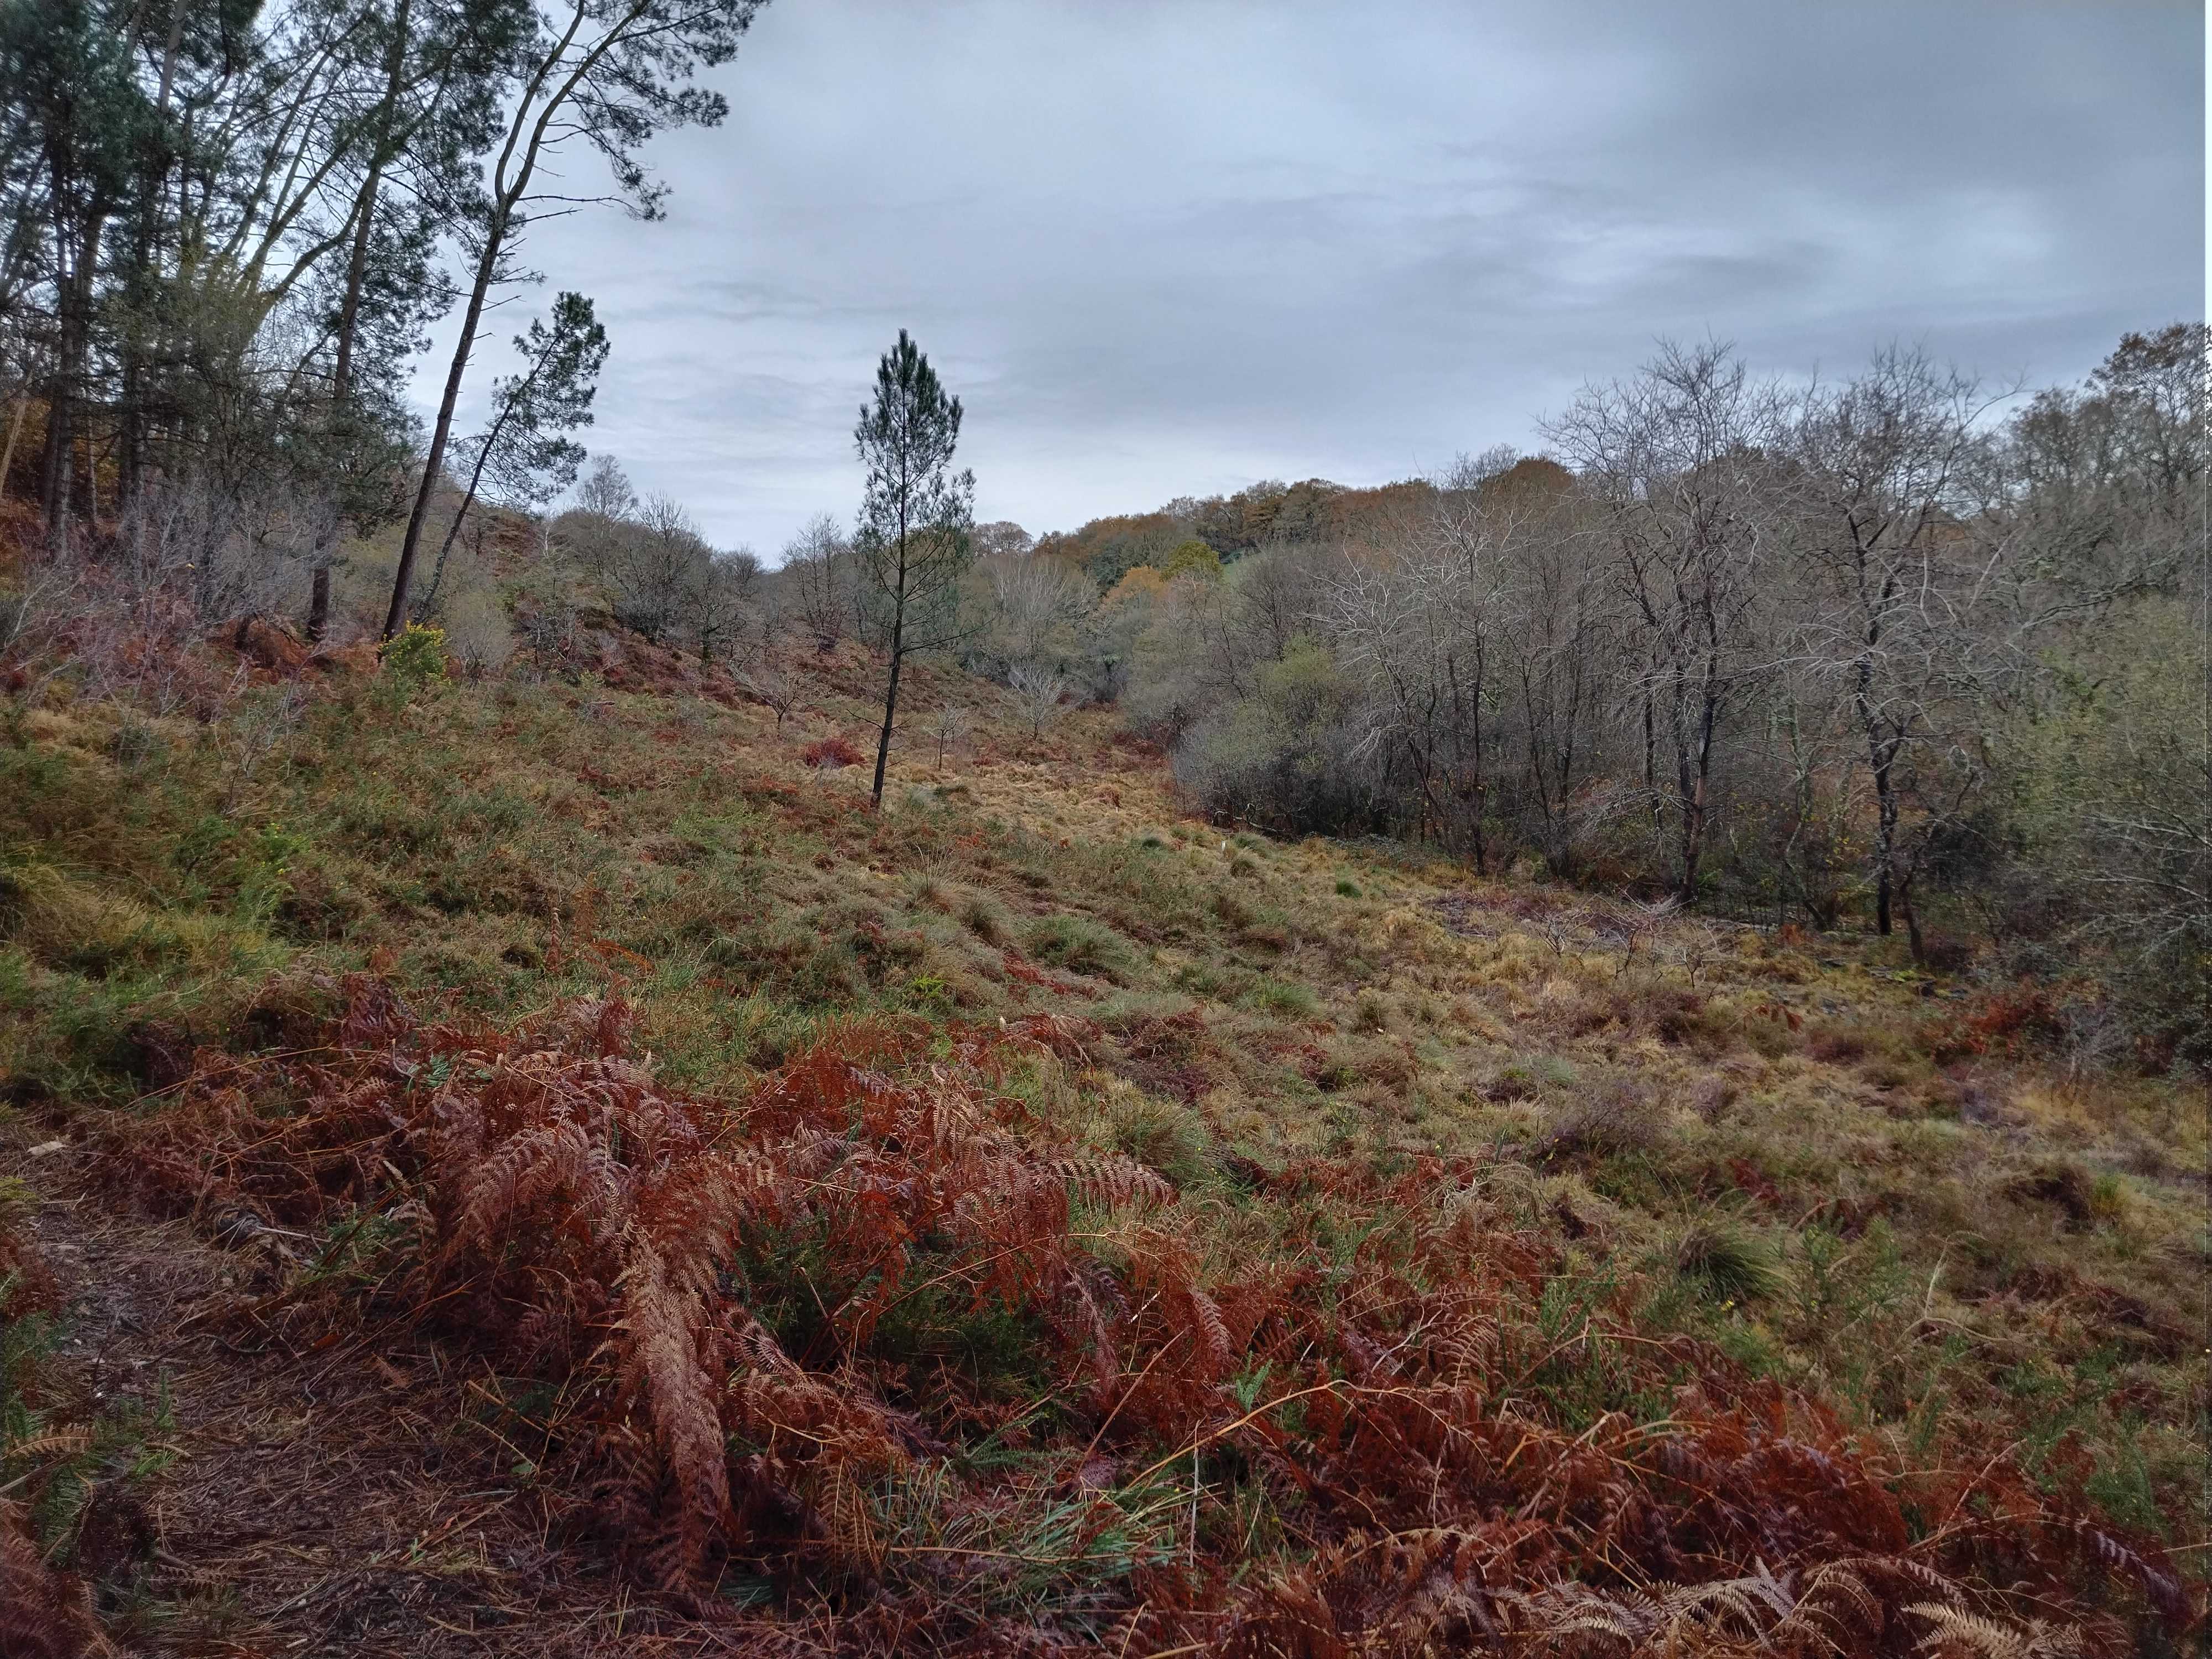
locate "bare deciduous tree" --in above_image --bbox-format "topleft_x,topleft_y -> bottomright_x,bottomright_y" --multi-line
691,545 -> 761,667
1006,662 -> 1067,739
928,700 -> 973,768
781,512 -> 852,651
575,454 -> 638,519
738,633 -> 805,728
985,550 -> 1092,671
1329,486 -> 1503,870
567,491 -> 711,644
1546,340 -> 1785,905
1490,467 -> 1624,880
1791,345 -> 2006,943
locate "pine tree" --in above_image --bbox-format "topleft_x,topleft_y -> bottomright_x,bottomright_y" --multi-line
853,328 -> 975,810
0,0 -> 149,540
417,289 -> 607,617
380,0 -> 768,639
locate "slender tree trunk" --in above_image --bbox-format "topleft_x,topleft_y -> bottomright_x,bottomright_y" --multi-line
309,184 -> 384,641
419,422 -> 498,619
383,217 -> 502,639
117,0 -> 186,512
1853,644 -> 1902,936
59,211 -> 112,538
420,321 -> 540,621
1871,762 -> 1898,936
872,621 -> 905,808
311,0 -> 410,644
385,0 -> 605,640
306,557 -> 334,641
1677,747 -> 1702,905
870,539 -> 907,810
418,515 -> 464,619
1898,870 -> 1925,965
1676,678 -> 1716,908
40,358 -> 73,542
0,392 -> 27,500
39,202 -> 85,540
1470,651 -> 1486,875
1641,684 -> 1658,822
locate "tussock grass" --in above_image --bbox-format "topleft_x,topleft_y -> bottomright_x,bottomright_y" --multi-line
0,633 -> 2203,1645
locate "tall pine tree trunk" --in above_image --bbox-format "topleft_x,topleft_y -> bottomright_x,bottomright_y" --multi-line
311,0 -> 410,643
870,529 -> 908,810
382,213 -> 504,639
309,170 -> 384,642
117,0 -> 187,514
40,221 -> 95,543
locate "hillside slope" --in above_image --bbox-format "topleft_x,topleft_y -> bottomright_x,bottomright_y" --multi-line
0,629 -> 2203,1655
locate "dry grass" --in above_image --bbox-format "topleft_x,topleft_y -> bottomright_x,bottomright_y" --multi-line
0,620 -> 2203,1653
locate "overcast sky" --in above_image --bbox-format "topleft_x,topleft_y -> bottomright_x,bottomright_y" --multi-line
434,0 -> 2206,555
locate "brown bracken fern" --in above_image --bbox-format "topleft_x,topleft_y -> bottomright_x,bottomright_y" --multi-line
97,975 -> 2199,1654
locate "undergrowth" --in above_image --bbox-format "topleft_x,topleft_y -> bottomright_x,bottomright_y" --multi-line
0,632 -> 2202,1653
83,975 -> 2195,1653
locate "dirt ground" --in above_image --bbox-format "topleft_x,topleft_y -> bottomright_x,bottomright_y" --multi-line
7,1136 -> 726,1658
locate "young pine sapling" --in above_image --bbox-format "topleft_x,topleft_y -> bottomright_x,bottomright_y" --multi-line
419,290 -> 607,618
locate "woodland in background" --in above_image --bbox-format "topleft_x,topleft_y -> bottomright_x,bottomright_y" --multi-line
0,0 -> 760,638
0,6 -> 2208,1644
1,0 -> 2200,1068
1022,328 -> 2210,1070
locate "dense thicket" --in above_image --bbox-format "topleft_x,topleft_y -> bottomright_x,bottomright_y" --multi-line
0,0 -> 760,641
1009,330 -> 2208,1062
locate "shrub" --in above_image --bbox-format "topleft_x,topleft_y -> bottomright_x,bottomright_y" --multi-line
1611,977 -> 1729,1052
1100,1088 -> 1210,1188
1316,1035 -> 1415,1097
438,587 -> 514,675
1536,1082 -> 1658,1162
801,734 -> 864,770
958,894 -> 1006,944
2006,1160 -> 2097,1229
379,622 -> 448,695
1484,1063 -> 1542,1102
1806,1023 -> 1871,1065
1690,1076 -> 1738,1122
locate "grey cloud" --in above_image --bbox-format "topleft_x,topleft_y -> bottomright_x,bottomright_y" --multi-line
419,0 -> 2204,554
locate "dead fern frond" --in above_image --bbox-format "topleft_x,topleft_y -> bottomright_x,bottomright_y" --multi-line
1908,1602 -> 2088,1658
0,1501 -> 106,1659
91,973 -> 2203,1641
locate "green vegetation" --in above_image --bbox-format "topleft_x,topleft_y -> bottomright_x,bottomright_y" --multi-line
0,0 -> 2197,1640
0,622 -> 2201,1648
